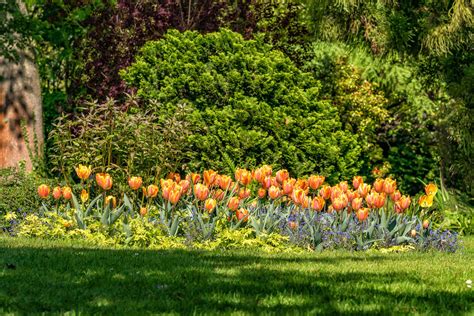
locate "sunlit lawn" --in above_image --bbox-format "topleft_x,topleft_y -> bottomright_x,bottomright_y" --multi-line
0,236 -> 473,315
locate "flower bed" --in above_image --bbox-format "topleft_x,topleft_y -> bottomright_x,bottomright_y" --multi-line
1,166 -> 459,252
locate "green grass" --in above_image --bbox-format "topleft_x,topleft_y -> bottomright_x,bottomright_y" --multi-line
0,237 -> 473,315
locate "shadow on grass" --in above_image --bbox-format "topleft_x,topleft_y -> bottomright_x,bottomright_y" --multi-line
0,245 -> 472,314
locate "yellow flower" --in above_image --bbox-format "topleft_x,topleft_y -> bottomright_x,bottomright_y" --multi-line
80,189 -> 89,203
75,165 -> 92,180
418,195 -> 433,208
425,183 -> 438,197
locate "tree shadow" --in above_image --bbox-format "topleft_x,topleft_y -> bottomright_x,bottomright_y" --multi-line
0,246 -> 472,314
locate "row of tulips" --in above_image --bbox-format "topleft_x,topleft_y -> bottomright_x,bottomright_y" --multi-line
25,165 -> 461,251
37,165 -> 439,225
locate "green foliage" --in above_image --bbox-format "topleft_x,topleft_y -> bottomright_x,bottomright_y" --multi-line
304,42 -> 440,193
0,166 -> 48,214
121,29 -> 362,180
304,0 -> 473,56
47,96 -> 192,183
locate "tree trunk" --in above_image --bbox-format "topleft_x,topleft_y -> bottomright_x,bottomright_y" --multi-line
0,50 -> 44,171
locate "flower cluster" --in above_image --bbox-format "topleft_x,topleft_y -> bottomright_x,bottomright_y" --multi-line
24,165 -> 453,251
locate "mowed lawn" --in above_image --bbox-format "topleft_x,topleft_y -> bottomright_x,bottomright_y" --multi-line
0,237 -> 473,315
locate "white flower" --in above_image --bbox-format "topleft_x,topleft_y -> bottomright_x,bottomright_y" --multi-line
466,280 -> 472,288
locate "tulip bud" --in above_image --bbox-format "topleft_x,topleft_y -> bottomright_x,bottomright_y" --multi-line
52,186 -> 62,200
80,189 -> 89,203
140,207 -> 147,216
62,186 -> 72,200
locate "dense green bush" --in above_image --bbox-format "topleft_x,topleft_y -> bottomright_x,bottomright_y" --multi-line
0,166 -> 49,215
121,29 -> 362,181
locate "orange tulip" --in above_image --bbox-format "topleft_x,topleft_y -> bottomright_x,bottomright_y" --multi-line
167,172 -> 181,182
258,188 -> 267,199
351,197 -> 363,211
162,184 -> 172,200
238,187 -> 251,199
275,169 -> 289,184
301,196 -> 311,208
80,189 -> 89,203
383,178 -> 397,195
352,176 -> 363,190
96,173 -> 113,190
319,185 -> 331,200
52,186 -> 62,200
179,179 -> 190,194
213,189 -> 225,201
295,179 -> 309,191
218,175 -> 232,190
253,168 -> 265,183
282,180 -> 294,195
235,168 -> 252,186
38,184 -> 50,199
330,186 -> 344,201
346,190 -> 359,202
128,176 -> 142,190
357,183 -> 371,198
425,183 -> 438,197
75,164 -> 92,180
268,186 -> 280,199
227,196 -> 240,211
291,188 -> 306,205
374,193 -> 386,208
105,195 -> 116,208
395,195 -> 411,213
186,173 -> 201,184
366,192 -> 385,208
332,195 -> 348,211
193,183 -> 209,201
308,175 -> 324,190
374,178 -> 384,193
390,190 -> 401,201
160,178 -> 174,189
203,170 -> 217,186
146,184 -> 159,198
357,208 -> 369,221
410,229 -> 417,238
418,195 -> 433,208
311,196 -> 325,211
338,181 -> 349,193
140,207 -> 147,216
205,198 -> 217,213
62,186 -> 72,200
261,176 -> 272,189
169,186 -> 182,204
261,165 -> 272,176
236,208 -> 249,222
